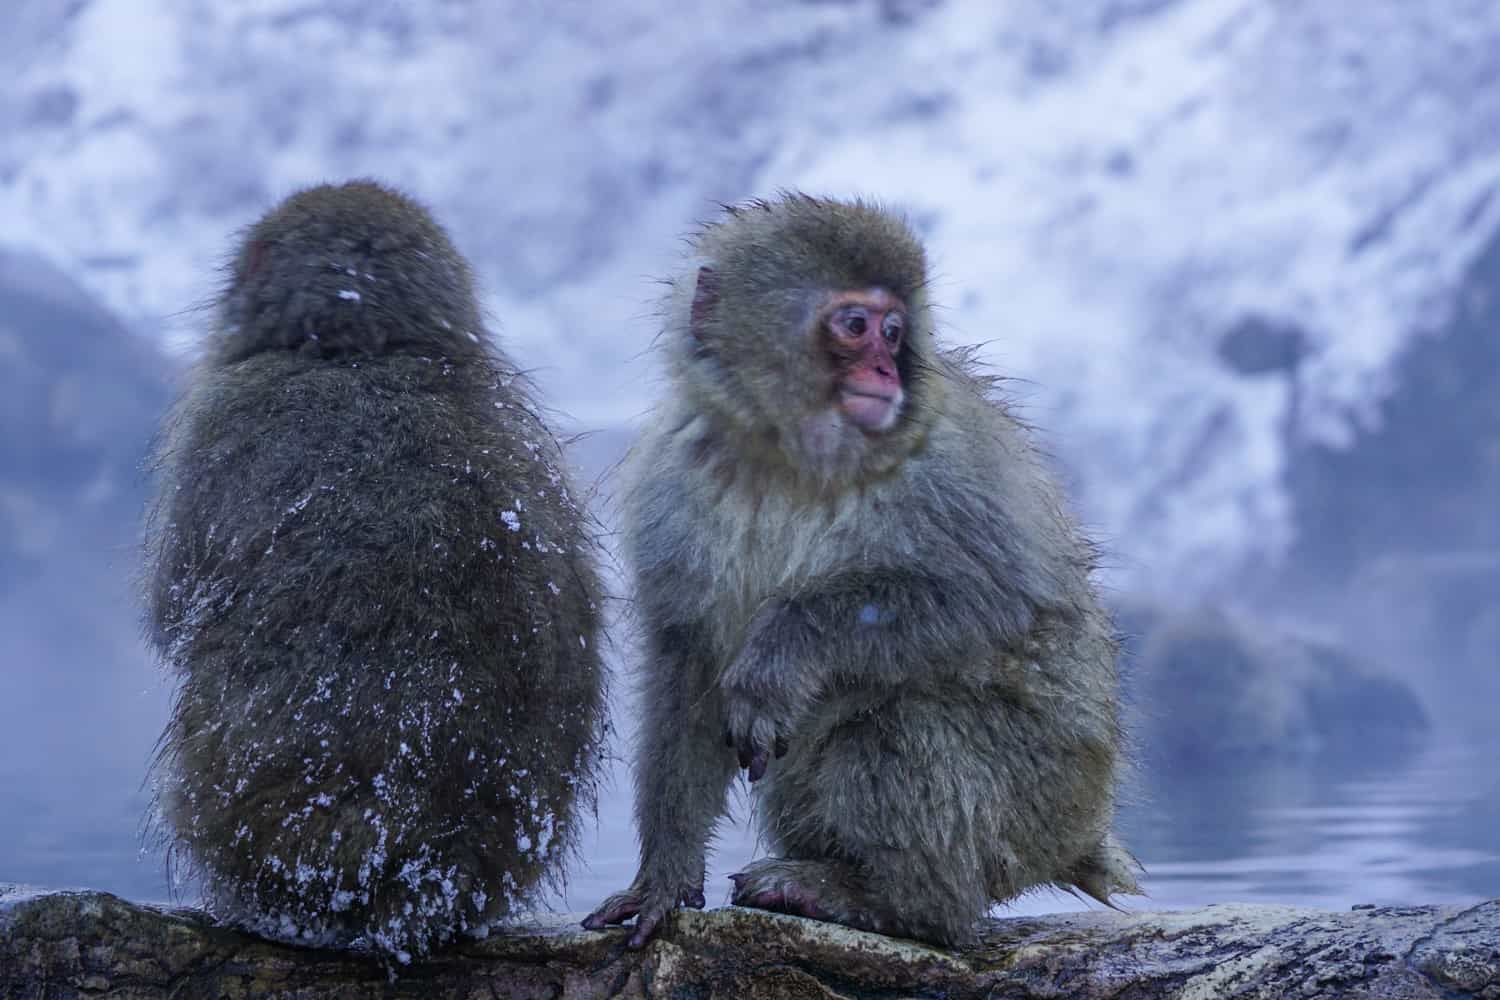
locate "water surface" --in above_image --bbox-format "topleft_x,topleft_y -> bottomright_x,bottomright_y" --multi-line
4,669 -> 1495,922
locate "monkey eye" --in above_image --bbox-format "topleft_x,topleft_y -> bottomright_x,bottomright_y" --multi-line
881,312 -> 904,344
832,306 -> 869,339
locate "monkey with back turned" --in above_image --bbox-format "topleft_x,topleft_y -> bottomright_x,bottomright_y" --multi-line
143,180 -> 606,961
584,194 -> 1138,947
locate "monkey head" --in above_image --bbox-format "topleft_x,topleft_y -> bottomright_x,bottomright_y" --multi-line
672,194 -> 943,483
212,180 -> 487,365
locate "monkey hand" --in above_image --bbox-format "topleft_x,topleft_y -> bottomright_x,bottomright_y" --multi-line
580,875 -> 706,948
721,648 -> 800,783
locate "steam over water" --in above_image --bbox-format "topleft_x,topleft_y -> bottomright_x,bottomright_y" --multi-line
4,660 -> 1495,917
3,0 -> 1498,934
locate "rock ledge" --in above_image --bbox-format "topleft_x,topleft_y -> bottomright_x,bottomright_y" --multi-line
2,885 -> 1496,998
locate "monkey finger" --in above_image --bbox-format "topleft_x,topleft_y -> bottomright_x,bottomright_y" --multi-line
744,716 -> 781,778
681,886 -> 707,909
627,908 -> 666,949
731,730 -> 762,772
747,748 -> 770,783
581,891 -> 643,929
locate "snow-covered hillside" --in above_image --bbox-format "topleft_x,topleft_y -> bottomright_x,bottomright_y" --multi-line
6,0 -> 1500,593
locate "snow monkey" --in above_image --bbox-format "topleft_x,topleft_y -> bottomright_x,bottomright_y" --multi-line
143,180 -> 606,961
583,195 -> 1138,948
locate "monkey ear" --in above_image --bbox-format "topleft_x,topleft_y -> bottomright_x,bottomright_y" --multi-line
240,239 -> 271,281
690,266 -> 719,339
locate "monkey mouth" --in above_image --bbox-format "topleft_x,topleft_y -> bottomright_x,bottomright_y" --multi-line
839,388 -> 903,433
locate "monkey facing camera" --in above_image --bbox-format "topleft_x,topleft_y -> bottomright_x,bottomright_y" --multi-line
584,194 -> 1139,948
142,181 -> 607,961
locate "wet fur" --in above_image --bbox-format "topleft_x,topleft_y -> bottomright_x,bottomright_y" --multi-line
605,194 -> 1138,947
143,181 -> 606,959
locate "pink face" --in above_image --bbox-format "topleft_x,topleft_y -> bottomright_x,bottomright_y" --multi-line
822,287 -> 907,433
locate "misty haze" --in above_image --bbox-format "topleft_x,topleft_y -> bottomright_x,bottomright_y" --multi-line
1,0 -> 1496,936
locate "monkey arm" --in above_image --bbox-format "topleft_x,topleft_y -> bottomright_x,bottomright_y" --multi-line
722,568 -> 1046,778
583,622 -> 738,948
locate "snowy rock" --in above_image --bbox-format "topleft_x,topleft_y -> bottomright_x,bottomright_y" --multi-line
2,885 -> 1496,998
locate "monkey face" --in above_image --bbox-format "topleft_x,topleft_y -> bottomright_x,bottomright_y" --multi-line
819,287 -> 907,434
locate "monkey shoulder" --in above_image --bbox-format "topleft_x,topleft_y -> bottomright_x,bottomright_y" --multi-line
889,382 -> 1100,606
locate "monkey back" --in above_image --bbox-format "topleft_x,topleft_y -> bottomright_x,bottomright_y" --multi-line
143,183 -> 606,960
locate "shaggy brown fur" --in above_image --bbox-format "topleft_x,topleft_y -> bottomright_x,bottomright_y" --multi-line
584,195 -> 1138,948
143,180 -> 606,961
